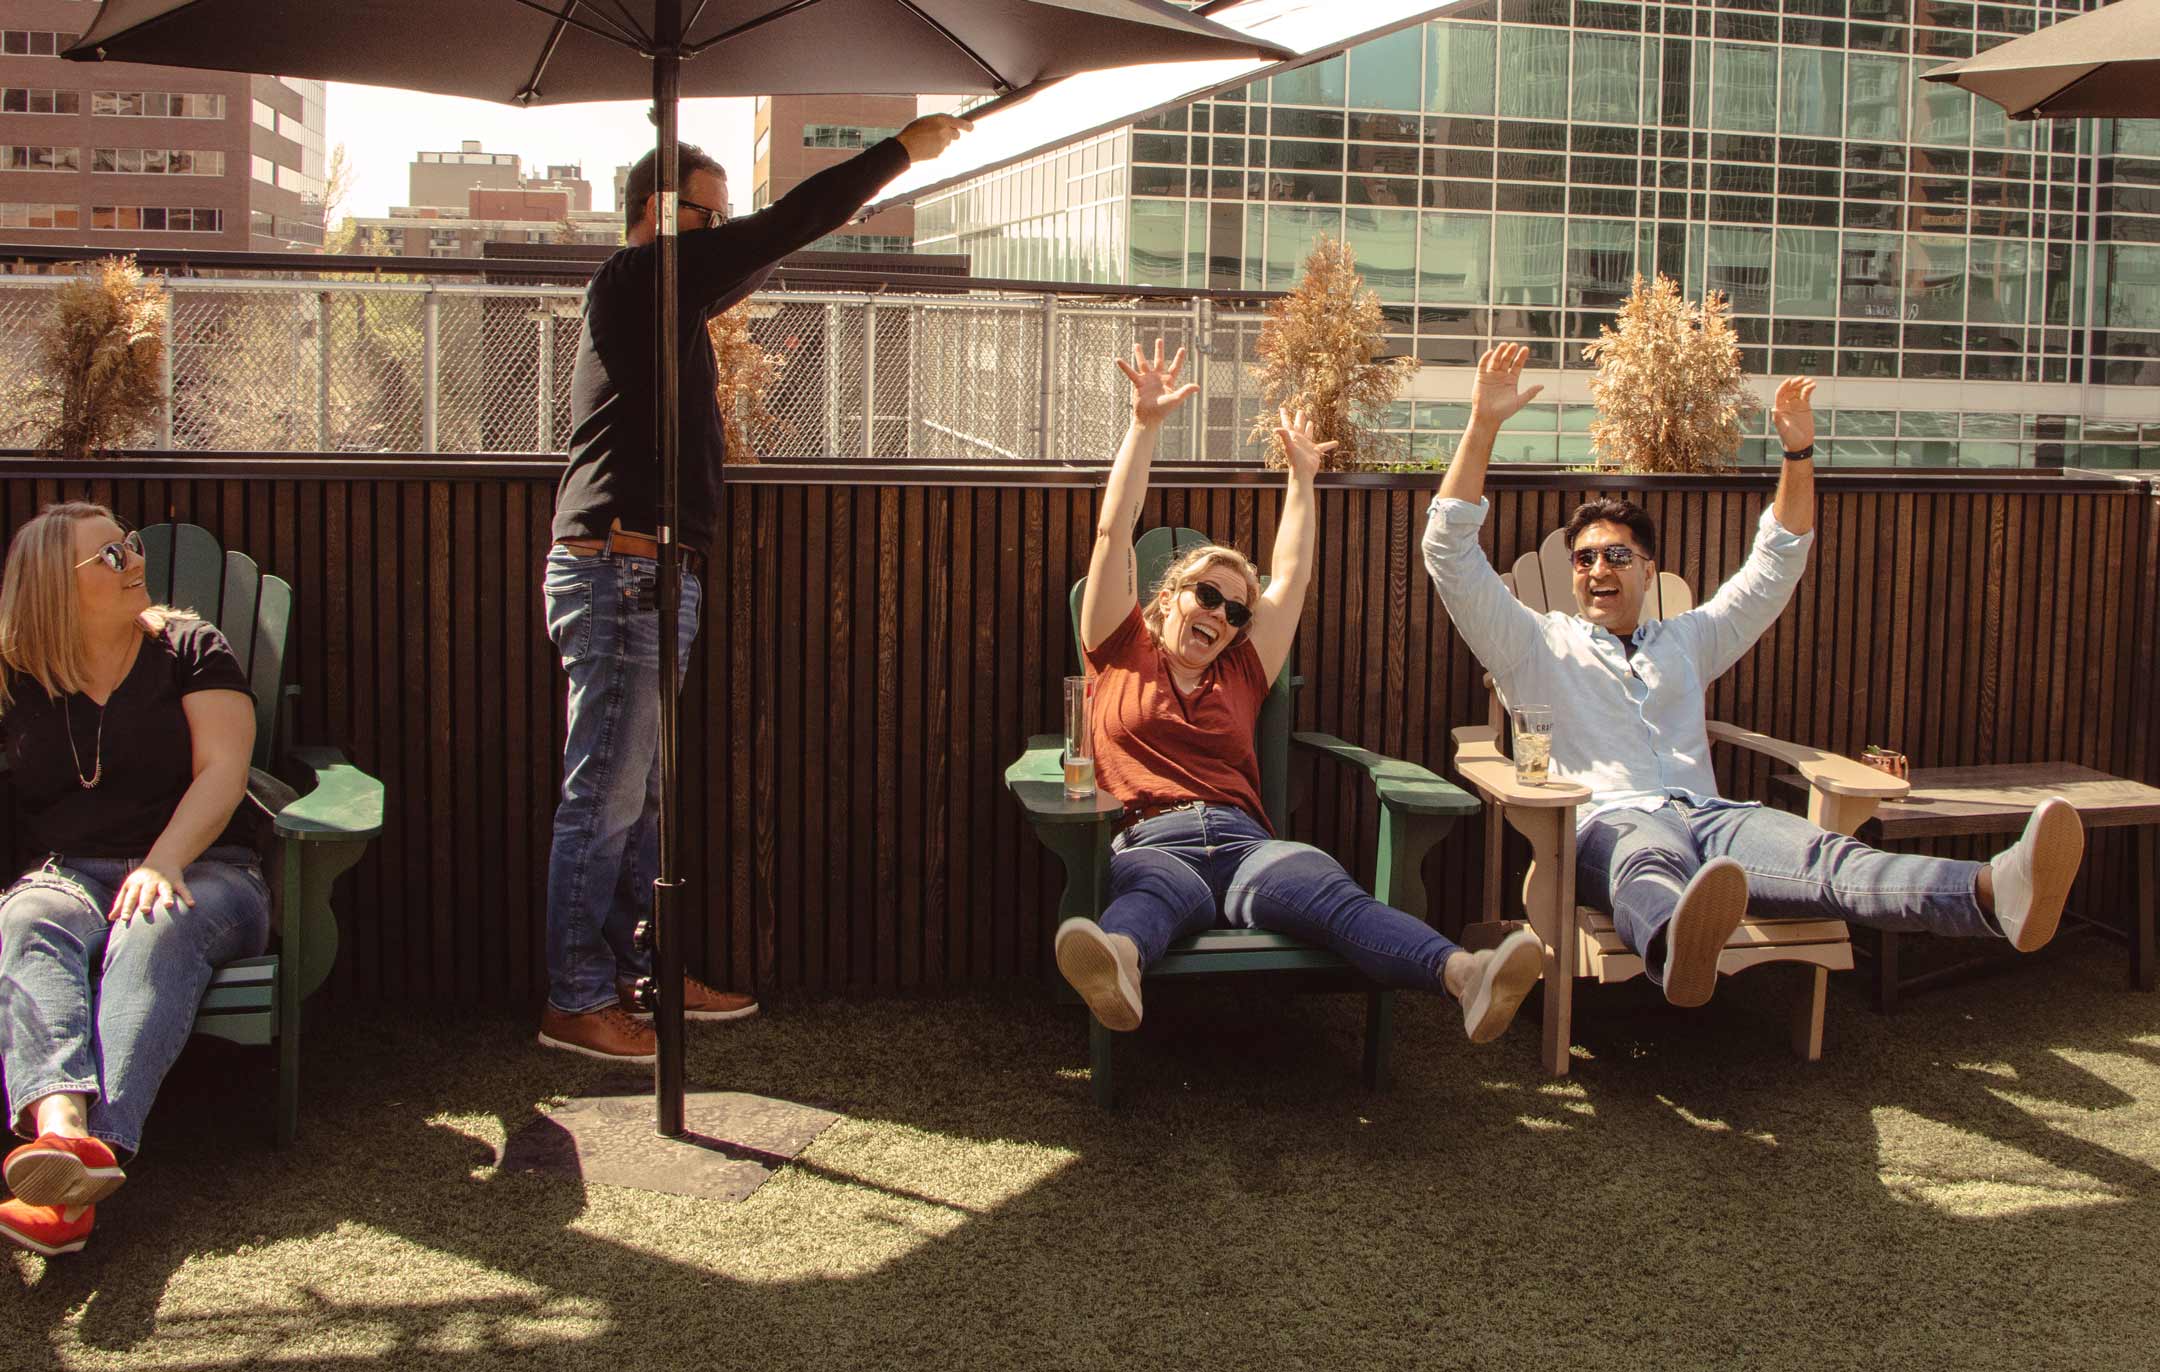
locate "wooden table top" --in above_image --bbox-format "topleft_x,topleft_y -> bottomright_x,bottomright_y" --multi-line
1774,762 -> 2160,839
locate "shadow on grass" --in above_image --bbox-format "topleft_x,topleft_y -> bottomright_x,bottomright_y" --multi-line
7,941 -> 2160,1371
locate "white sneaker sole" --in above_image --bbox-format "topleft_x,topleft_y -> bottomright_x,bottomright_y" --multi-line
625,1004 -> 761,1023
1463,930 -> 1544,1044
1663,857 -> 1750,1008
535,1031 -> 656,1064
2010,798 -> 2084,953
5,1151 -> 124,1209
0,1221 -> 88,1257
1055,921 -> 1141,1032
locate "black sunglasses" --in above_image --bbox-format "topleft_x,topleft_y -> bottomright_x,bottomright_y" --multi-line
680,197 -> 727,228
1188,580 -> 1252,628
1570,544 -> 1639,572
73,529 -> 144,574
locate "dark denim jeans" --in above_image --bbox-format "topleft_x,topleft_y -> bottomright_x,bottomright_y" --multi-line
1103,803 -> 1462,992
1578,799 -> 1993,986
0,848 -> 270,1156
543,548 -> 701,1015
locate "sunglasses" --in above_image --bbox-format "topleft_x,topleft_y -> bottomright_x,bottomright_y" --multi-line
680,197 -> 727,229
1570,544 -> 1640,572
74,529 -> 144,574
1187,580 -> 1252,628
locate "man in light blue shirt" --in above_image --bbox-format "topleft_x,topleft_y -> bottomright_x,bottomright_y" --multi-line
1422,344 -> 2086,1008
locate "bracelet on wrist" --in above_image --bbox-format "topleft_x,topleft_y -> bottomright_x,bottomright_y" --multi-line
1781,443 -> 1815,462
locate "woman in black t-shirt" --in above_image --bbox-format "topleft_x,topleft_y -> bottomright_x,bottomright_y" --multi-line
0,502 -> 267,1259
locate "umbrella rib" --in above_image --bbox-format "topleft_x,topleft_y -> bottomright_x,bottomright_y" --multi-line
504,0 -> 651,53
683,0 -> 830,57
884,0 -> 1012,90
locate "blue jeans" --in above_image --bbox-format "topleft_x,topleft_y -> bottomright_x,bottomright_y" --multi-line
0,849 -> 270,1157
544,548 -> 702,1015
1103,804 -> 1463,992
1577,799 -> 1993,987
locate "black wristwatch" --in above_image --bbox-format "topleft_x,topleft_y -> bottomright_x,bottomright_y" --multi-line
1782,443 -> 1815,462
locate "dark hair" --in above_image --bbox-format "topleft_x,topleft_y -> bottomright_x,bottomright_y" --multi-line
1562,497 -> 1659,561
623,142 -> 726,234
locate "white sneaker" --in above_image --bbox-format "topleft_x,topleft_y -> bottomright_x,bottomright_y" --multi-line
1661,857 -> 1750,1008
1991,797 -> 2084,953
1458,928 -> 1544,1044
1054,919 -> 1143,1032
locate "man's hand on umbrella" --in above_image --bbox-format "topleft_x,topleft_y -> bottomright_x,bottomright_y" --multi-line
898,114 -> 972,163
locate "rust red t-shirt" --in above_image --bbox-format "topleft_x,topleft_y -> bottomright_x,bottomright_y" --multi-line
1083,605 -> 1272,831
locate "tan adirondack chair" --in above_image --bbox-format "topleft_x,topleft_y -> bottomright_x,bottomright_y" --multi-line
1451,527 -> 1910,1075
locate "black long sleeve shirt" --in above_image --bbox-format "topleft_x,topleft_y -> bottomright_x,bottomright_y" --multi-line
553,137 -> 912,553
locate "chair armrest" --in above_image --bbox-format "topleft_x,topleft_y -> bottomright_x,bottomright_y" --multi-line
1706,721 -> 1911,800
1451,725 -> 1590,810
1005,734 -> 1124,826
274,746 -> 386,842
1291,732 -> 1479,817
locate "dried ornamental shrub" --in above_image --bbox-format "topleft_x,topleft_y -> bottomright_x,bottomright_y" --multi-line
1583,273 -> 1757,473
707,298 -> 782,464
1246,236 -> 1418,470
25,256 -> 168,460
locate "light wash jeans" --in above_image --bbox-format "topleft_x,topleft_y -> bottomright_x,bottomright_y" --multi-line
1103,803 -> 1464,992
543,548 -> 701,1015
1577,799 -> 1993,987
0,848 -> 270,1157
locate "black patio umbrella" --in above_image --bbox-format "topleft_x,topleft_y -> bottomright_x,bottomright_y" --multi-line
66,0 -> 1290,1137
1923,0 -> 2160,119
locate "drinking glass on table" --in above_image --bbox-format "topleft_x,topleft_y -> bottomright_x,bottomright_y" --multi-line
1063,675 -> 1096,799
1511,705 -> 1554,785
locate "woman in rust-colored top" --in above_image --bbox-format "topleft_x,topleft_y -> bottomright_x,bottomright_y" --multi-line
1053,342 -> 1541,1046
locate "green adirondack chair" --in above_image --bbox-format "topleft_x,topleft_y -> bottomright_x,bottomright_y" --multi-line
1006,526 -> 1480,1107
139,522 -> 384,1148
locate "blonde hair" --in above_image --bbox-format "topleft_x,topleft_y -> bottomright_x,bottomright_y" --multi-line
1142,543 -> 1263,647
0,501 -> 193,714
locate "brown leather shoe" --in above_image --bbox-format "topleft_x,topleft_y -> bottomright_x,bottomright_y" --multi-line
617,975 -> 759,1023
537,1004 -> 656,1062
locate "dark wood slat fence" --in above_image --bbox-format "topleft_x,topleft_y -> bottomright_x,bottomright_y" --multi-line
2,459 -> 2152,1003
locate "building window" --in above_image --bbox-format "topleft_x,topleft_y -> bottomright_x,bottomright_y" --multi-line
2,88 -> 82,115
92,148 -> 226,175
0,203 -> 81,229
2,146 -> 80,172
252,99 -> 276,130
91,91 -> 226,118
0,32 -> 79,57
802,124 -> 901,149
91,206 -> 224,232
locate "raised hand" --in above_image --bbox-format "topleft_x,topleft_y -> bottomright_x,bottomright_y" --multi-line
1771,376 -> 1818,454
1114,339 -> 1200,429
1274,407 -> 1339,481
1469,343 -> 1545,426
896,114 -> 972,163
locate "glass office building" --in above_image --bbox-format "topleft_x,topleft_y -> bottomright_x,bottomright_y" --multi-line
913,1 -> 2160,467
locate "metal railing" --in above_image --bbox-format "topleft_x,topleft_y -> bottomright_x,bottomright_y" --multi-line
0,266 -> 1282,463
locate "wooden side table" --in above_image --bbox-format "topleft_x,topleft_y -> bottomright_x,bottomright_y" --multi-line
1772,762 -> 2160,1011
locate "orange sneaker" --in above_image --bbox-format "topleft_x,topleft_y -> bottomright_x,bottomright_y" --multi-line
536,1004 -> 657,1062
0,1199 -> 94,1257
5,1133 -> 124,1207
618,975 -> 759,1022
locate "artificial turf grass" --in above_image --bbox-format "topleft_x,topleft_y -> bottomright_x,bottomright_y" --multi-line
7,938 -> 2159,1372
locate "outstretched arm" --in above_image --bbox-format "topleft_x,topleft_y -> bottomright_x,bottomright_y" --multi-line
1769,376 -> 1817,536
1246,409 -> 1338,685
1079,340 -> 1198,653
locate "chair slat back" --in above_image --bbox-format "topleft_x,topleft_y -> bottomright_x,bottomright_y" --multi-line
1071,527 -> 1293,827
142,523 -> 289,771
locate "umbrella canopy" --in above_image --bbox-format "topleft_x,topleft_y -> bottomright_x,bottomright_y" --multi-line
66,0 -> 1291,105
1923,0 -> 2160,119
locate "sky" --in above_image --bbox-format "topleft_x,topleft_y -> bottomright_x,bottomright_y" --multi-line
323,83 -> 757,222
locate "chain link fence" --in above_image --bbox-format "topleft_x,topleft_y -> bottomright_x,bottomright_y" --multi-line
0,271 -> 1277,463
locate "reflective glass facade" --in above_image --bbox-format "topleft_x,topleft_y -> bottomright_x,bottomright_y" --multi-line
914,1 -> 2160,467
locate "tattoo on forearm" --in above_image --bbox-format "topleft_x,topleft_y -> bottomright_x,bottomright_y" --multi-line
1125,544 -> 1136,596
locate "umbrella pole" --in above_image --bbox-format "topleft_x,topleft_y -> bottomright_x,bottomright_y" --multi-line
652,0 -> 688,1140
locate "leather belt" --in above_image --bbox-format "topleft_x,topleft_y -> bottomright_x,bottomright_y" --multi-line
1118,798 -> 1207,833
557,530 -> 706,578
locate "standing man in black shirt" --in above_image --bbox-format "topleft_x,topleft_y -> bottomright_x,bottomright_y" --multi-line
541,113 -> 969,1061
